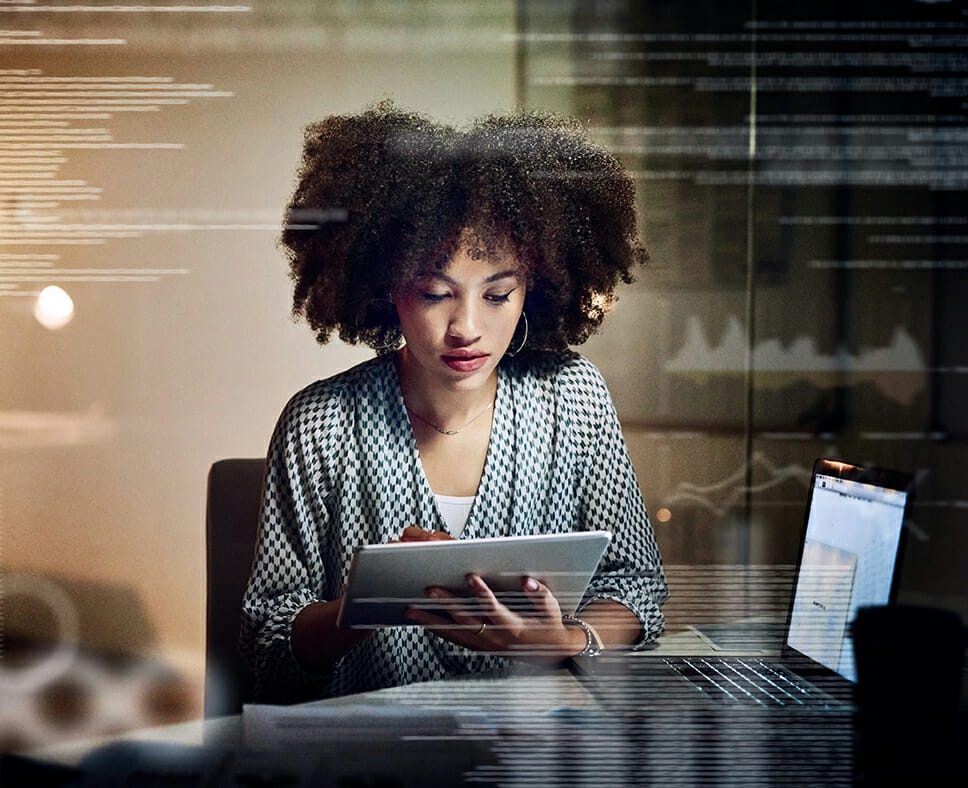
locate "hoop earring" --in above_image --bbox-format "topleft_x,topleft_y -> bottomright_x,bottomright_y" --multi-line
505,312 -> 529,357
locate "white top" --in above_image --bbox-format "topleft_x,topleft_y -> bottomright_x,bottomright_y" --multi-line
435,494 -> 475,538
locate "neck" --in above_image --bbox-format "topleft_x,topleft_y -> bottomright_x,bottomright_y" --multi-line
395,348 -> 497,425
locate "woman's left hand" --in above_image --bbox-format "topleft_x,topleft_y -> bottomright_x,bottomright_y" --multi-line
404,573 -> 585,662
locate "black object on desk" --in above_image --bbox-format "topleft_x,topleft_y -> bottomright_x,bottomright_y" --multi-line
852,604 -> 968,786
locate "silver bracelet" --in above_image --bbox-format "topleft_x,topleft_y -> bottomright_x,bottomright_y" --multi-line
562,614 -> 604,657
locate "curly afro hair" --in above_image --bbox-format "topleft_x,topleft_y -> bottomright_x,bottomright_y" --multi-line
281,100 -> 647,354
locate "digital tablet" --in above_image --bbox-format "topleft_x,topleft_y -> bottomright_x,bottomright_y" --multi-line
336,531 -> 612,628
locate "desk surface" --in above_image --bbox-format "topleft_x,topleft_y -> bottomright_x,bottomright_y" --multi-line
13,628 -> 966,787
31,630 -> 738,768
20,670 -> 610,787
32,669 -> 594,765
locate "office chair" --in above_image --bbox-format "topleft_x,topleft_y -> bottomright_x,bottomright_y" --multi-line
204,457 -> 265,718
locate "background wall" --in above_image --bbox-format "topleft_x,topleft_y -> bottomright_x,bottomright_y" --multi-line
2,0 -> 966,754
1,1 -> 521,748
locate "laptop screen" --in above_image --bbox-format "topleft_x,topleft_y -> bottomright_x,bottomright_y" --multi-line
785,467 -> 909,682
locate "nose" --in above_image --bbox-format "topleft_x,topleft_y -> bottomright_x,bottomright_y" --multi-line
446,297 -> 481,346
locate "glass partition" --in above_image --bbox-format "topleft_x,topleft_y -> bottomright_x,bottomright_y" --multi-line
0,0 -> 965,750
515,0 -> 968,629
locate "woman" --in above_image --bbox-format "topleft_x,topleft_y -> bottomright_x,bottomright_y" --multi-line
241,101 -> 668,702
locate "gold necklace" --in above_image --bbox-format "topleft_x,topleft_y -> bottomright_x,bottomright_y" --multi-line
406,399 -> 495,436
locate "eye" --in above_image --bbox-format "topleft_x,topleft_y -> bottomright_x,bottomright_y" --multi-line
420,291 -> 449,303
486,289 -> 516,305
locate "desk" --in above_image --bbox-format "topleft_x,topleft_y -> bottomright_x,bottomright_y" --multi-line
8,630 -> 966,787
12,671 -> 609,786
25,630 -> 727,766
30,670 -> 594,762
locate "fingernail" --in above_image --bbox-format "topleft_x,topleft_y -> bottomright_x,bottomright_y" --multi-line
524,578 -> 539,592
426,587 -> 444,599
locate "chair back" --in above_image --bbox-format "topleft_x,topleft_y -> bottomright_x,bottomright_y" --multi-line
204,457 -> 265,717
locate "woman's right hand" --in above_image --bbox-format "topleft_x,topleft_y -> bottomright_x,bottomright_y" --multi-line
396,526 -> 454,543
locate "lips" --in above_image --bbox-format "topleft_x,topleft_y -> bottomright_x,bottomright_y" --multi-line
441,351 -> 490,373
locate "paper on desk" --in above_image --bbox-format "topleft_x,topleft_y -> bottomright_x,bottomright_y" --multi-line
243,702 -> 491,749
242,703 -> 496,786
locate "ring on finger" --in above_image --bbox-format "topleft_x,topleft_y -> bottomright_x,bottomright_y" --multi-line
475,622 -> 486,636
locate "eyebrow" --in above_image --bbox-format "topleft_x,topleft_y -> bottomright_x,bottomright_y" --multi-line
419,269 -> 521,285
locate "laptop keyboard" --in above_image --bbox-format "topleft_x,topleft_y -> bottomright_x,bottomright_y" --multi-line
664,656 -> 840,710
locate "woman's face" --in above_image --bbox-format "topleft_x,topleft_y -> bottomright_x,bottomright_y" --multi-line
393,235 -> 526,395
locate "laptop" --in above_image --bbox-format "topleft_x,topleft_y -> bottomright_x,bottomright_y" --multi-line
572,457 -> 914,714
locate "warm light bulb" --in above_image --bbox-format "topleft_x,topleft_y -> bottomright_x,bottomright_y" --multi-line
33,285 -> 75,330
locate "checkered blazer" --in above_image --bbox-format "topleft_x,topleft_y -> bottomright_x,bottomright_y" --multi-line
241,350 -> 667,701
